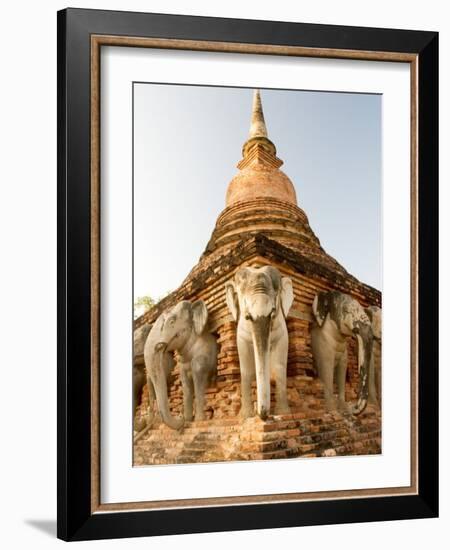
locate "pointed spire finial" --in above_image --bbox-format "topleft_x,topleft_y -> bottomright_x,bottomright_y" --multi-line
248,89 -> 268,139
239,88 -> 282,170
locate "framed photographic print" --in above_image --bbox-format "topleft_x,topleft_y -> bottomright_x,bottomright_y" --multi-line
57,8 -> 438,541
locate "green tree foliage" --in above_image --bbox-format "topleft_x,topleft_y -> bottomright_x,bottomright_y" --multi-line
134,295 -> 155,319
133,291 -> 173,319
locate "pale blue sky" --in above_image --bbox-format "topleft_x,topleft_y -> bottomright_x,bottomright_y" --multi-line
134,84 -> 381,300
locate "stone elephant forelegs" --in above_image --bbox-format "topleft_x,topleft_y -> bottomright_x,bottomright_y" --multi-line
237,339 -> 256,419
368,352 -> 379,405
180,364 -> 194,422
312,332 -> 337,411
374,341 -> 382,406
335,349 -> 351,413
272,363 -> 290,415
191,357 -> 209,421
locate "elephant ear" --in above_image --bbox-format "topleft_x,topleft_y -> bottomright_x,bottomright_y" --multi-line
280,277 -> 294,317
366,305 -> 382,340
191,300 -> 208,335
149,313 -> 165,339
312,293 -> 328,327
225,281 -> 239,322
133,324 -> 152,357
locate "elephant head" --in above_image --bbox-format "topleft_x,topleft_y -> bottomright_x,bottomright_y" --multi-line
154,300 -> 208,354
312,291 -> 373,415
144,300 -> 209,430
365,305 -> 382,343
226,265 -> 293,419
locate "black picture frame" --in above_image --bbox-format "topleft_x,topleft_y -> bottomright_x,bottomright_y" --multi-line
57,7 -> 438,542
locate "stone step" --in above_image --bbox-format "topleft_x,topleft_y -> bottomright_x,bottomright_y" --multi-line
134,402 -> 381,466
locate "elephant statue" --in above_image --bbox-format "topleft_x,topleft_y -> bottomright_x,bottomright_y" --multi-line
133,322 -> 175,438
133,324 -> 152,432
225,265 -> 294,420
144,299 -> 217,430
133,363 -> 147,432
311,290 -> 373,415
365,305 -> 382,405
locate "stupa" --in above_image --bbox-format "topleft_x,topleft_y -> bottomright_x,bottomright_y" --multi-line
133,90 -> 381,465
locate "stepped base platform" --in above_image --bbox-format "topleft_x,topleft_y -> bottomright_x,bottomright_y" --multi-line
133,406 -> 381,466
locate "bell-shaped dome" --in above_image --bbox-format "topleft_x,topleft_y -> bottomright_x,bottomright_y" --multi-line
225,90 -> 297,207
226,163 -> 297,206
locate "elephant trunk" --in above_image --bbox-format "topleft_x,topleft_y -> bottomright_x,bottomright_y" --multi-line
352,324 -> 373,415
146,380 -> 155,426
152,348 -> 184,430
251,315 -> 272,420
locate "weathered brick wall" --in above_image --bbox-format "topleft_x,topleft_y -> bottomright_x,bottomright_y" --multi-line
133,266 -> 381,465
